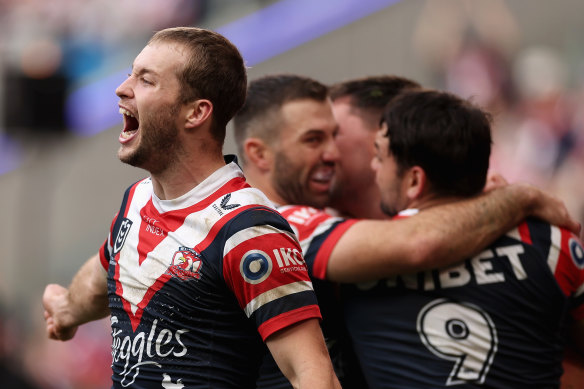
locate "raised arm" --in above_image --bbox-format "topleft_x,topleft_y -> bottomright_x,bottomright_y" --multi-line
43,253 -> 109,340
327,182 -> 581,282
266,318 -> 341,389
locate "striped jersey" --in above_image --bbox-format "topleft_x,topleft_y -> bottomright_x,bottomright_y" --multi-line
342,211 -> 584,388
256,205 -> 365,389
99,159 -> 321,388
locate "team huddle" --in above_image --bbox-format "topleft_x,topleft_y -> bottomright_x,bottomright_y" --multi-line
42,27 -> 584,388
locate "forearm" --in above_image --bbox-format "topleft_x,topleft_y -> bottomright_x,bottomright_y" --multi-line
267,319 -> 341,389
328,183 -> 568,282
419,185 -> 535,265
65,254 -> 109,326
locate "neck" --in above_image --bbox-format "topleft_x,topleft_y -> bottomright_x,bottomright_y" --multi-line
409,193 -> 463,213
243,165 -> 288,206
150,140 -> 225,200
330,183 -> 388,219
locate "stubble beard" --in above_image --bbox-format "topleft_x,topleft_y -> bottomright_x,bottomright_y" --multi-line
272,151 -> 329,209
119,103 -> 182,175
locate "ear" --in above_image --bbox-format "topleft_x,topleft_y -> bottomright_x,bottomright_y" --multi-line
404,166 -> 427,201
243,137 -> 273,172
184,99 -> 213,129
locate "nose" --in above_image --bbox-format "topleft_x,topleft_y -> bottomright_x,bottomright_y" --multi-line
322,138 -> 340,163
115,75 -> 134,99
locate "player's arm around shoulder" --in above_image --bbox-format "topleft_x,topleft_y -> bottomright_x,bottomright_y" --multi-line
326,182 -> 582,283
266,318 -> 341,389
42,253 -> 109,341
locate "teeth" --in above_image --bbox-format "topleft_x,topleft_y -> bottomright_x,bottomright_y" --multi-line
312,169 -> 334,181
119,107 -> 135,117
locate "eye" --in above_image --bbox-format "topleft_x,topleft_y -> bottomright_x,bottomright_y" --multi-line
140,77 -> 153,86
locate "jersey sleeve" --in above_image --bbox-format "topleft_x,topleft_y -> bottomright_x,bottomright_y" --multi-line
98,180 -> 143,272
99,212 -> 119,271
549,226 -> 584,320
278,205 -> 358,280
220,207 -> 322,340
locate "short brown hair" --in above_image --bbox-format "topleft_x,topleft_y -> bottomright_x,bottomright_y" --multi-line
149,27 -> 247,143
329,75 -> 421,128
233,74 -> 328,163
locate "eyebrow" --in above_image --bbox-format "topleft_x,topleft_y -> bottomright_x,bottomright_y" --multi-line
131,66 -> 160,78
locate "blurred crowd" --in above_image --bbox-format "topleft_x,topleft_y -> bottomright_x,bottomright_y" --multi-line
443,40 -> 584,229
1,0 -> 583,388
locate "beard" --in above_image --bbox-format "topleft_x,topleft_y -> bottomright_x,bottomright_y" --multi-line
272,151 -> 330,209
119,102 -> 182,174
379,201 -> 398,217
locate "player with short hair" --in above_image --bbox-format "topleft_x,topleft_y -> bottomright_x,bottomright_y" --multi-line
344,88 -> 584,387
328,75 -> 422,220
42,28 -> 340,389
234,73 -> 580,387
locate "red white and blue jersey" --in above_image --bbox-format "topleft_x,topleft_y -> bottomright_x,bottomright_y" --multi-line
256,206 -> 365,389
342,210 -> 584,388
99,159 -> 321,388
276,205 -> 358,280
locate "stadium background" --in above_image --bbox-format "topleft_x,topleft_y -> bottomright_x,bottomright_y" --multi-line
0,0 -> 583,387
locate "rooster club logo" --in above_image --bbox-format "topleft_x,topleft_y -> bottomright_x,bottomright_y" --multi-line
168,247 -> 202,280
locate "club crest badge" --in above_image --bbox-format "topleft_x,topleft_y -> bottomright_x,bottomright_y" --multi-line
167,247 -> 202,280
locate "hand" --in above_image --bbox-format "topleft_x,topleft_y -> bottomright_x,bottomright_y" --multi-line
523,184 -> 582,237
43,284 -> 78,341
484,171 -> 508,192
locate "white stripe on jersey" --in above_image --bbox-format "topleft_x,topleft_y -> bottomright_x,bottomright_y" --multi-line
298,216 -> 343,255
243,280 -> 314,317
223,225 -> 298,257
547,225 -> 561,273
575,283 -> 584,298
506,227 -> 521,241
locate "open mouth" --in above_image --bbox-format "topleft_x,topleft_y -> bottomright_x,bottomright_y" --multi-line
119,107 -> 139,142
310,166 -> 335,191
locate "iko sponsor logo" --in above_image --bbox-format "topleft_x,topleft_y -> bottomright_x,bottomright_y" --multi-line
272,248 -> 307,273
113,218 -> 133,255
111,317 -> 189,387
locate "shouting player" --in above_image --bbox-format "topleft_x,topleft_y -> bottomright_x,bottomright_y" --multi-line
42,28 -> 340,389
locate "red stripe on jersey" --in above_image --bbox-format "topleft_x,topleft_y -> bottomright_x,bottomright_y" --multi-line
279,207 -> 332,241
123,182 -> 140,218
223,231 -> 311,310
312,219 -> 359,280
258,305 -> 322,341
553,228 -> 584,320
99,212 -> 120,271
518,221 -> 532,244
135,177 -> 250,265
99,238 -> 109,270
195,204 -> 271,252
